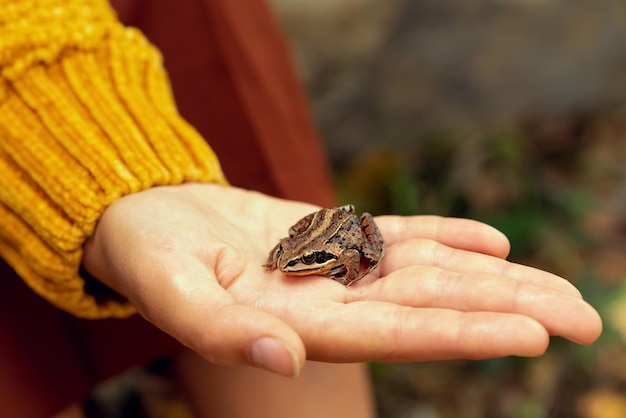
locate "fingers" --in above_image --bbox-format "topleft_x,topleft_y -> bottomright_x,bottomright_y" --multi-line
357,266 -> 602,345
380,238 -> 582,297
369,216 -> 602,346
301,301 -> 550,362
376,215 -> 511,258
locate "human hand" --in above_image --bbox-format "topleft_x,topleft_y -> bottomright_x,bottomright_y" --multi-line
83,183 -> 602,377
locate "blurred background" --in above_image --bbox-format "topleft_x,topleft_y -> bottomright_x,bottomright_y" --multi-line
274,0 -> 626,417
88,1 -> 626,417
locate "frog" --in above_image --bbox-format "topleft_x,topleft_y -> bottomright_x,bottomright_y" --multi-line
263,205 -> 385,285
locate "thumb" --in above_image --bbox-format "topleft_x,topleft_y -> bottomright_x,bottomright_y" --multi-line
83,217 -> 305,378
133,272 -> 306,378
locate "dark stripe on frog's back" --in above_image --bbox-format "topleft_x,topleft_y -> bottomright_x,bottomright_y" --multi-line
289,207 -> 359,251
309,208 -> 341,238
298,208 -> 349,243
288,209 -> 331,244
322,211 -> 362,248
291,205 -> 354,238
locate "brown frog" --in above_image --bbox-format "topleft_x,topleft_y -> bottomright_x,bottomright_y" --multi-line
263,205 -> 385,285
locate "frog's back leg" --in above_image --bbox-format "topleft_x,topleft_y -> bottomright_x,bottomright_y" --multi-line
359,213 -> 385,273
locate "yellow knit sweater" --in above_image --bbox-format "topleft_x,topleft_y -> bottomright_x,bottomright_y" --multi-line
0,0 -> 227,318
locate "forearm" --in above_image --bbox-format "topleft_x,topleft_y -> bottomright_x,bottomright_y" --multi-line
0,0 -> 227,318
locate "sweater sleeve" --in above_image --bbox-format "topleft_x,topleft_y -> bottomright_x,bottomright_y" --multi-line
0,0 -> 228,318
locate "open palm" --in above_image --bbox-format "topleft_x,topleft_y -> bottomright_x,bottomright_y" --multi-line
84,183 -> 602,377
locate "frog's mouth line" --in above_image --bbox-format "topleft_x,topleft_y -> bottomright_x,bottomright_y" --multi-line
282,264 -> 335,275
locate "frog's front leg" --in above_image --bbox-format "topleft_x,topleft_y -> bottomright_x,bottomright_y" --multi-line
329,248 -> 361,285
359,212 -> 385,274
263,241 -> 283,271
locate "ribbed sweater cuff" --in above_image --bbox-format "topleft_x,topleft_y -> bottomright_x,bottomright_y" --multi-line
0,1 -> 227,318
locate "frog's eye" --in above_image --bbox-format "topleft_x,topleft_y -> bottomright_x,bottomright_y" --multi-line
301,252 -> 316,265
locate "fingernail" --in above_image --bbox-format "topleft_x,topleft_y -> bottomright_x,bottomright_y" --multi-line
249,337 -> 300,378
